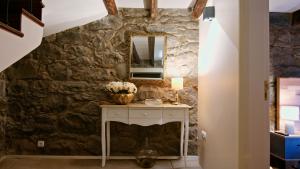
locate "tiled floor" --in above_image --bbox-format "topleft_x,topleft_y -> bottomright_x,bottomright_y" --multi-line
0,157 -> 201,169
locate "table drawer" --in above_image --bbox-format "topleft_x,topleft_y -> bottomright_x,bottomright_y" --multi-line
107,108 -> 128,119
163,109 -> 185,119
129,108 -> 162,119
129,118 -> 162,126
285,137 -> 300,159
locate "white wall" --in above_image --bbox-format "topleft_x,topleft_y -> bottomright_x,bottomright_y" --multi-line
198,0 -> 269,168
0,13 -> 44,72
198,0 -> 239,168
43,0 -> 107,36
239,0 -> 269,168
269,0 -> 300,12
42,0 -> 193,37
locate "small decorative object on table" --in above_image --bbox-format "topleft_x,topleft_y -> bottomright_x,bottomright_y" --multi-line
136,137 -> 158,168
171,77 -> 183,105
105,81 -> 137,105
144,99 -> 163,105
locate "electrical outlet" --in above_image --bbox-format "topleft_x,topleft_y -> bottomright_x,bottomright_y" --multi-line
37,140 -> 45,148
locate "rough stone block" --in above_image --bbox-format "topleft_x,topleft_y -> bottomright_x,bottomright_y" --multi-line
0,80 -> 6,97
4,8 -> 199,156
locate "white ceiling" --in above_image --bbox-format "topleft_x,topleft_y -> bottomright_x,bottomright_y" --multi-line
116,0 -> 144,8
42,0 -> 107,36
42,0 -> 193,36
269,0 -> 300,12
106,0 -> 193,9
42,0 -> 300,36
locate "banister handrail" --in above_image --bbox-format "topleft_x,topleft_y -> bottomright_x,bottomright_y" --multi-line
22,9 -> 44,27
0,22 -> 24,37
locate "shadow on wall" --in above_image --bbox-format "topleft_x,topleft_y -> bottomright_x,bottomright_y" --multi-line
198,17 -> 239,169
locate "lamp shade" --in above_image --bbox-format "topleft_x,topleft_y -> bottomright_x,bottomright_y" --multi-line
280,106 -> 300,121
171,78 -> 183,90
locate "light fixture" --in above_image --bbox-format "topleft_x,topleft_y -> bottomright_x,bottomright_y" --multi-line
280,106 -> 300,134
171,77 -> 183,105
203,6 -> 215,22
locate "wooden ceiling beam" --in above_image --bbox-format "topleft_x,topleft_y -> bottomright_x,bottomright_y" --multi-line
192,0 -> 208,19
150,0 -> 158,19
103,0 -> 118,15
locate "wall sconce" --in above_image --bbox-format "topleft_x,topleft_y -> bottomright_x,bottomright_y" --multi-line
171,77 -> 183,105
203,6 -> 215,22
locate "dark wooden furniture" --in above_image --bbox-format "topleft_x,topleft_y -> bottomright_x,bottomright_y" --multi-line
271,132 -> 300,169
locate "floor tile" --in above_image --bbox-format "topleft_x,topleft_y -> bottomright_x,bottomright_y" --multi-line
66,159 -> 102,169
0,158 -> 53,169
150,160 -> 172,169
0,159 -> 15,169
0,158 -> 176,169
171,157 -> 201,169
104,159 -> 139,169
105,159 -> 172,169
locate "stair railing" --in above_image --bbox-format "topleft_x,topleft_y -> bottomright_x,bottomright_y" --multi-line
0,0 -> 43,31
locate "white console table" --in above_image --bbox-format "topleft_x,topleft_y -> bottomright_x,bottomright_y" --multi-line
100,104 -> 191,167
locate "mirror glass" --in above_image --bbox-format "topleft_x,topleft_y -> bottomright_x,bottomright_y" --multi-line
277,78 -> 300,134
130,36 -> 166,80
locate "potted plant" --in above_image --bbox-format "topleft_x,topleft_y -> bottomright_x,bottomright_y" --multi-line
105,81 -> 137,105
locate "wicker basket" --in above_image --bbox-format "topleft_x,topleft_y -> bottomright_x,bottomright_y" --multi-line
111,93 -> 134,105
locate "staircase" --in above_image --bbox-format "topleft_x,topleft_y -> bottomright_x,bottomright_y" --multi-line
0,0 -> 44,72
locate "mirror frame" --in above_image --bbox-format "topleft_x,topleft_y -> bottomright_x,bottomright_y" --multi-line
276,77 -> 300,130
128,33 -> 167,80
276,77 -> 280,130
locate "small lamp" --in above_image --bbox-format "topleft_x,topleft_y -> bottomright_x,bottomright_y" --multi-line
203,6 -> 215,22
171,77 -> 183,105
280,106 -> 300,134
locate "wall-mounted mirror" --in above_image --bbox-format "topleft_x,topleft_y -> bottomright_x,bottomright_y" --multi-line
277,78 -> 300,134
129,35 -> 167,80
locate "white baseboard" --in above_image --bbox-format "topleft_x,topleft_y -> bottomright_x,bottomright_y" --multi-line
1,155 -> 198,161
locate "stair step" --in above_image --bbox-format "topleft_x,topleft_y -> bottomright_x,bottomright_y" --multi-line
0,22 -> 24,37
0,0 -> 43,34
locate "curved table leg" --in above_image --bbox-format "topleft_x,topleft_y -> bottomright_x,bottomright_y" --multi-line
184,111 -> 189,167
180,121 -> 184,157
102,121 -> 106,167
107,121 -> 110,157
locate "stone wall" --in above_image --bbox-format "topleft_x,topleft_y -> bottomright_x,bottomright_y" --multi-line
0,72 -> 7,157
4,9 -> 199,156
269,13 -> 300,130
